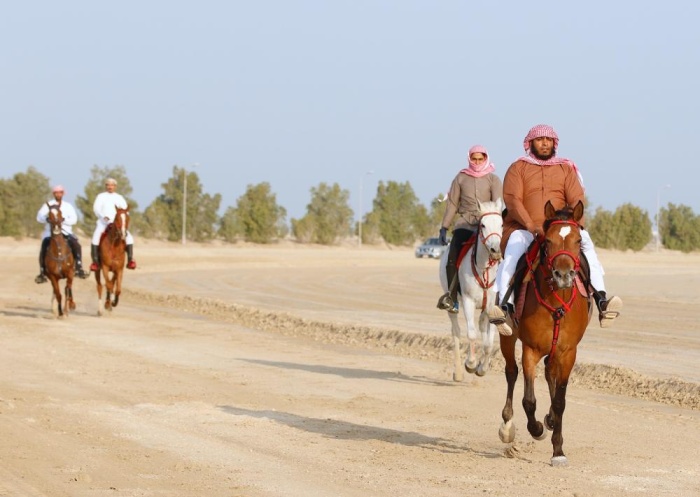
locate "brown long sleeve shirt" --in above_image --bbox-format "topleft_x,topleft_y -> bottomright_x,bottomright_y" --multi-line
502,160 -> 585,250
441,172 -> 503,231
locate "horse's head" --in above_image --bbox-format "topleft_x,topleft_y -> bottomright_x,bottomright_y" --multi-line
112,207 -> 130,241
476,198 -> 504,261
541,200 -> 584,289
47,203 -> 64,236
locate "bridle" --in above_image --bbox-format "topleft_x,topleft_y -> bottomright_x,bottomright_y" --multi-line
470,211 -> 502,308
530,219 -> 583,358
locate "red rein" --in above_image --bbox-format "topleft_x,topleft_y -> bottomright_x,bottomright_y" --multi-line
530,220 -> 582,358
471,211 -> 502,308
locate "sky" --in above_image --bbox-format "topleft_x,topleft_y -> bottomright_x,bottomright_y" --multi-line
2,1 -> 698,226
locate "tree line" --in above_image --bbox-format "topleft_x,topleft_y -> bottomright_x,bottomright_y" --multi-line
1,165 -> 698,252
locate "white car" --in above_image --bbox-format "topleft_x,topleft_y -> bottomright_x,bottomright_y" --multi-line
415,237 -> 447,258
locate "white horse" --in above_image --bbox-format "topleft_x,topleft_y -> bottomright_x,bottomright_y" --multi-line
439,199 -> 504,381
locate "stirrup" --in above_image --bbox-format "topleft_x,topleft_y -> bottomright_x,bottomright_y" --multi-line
127,260 -> 137,269
89,262 -> 99,271
76,267 -> 90,279
599,295 -> 623,328
436,293 -> 454,311
488,306 -> 513,336
35,273 -> 47,284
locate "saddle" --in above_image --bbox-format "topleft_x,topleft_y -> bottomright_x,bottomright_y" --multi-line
504,238 -> 592,323
455,235 -> 477,270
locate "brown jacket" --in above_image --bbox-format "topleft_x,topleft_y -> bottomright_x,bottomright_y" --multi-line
441,172 -> 503,231
502,159 -> 585,251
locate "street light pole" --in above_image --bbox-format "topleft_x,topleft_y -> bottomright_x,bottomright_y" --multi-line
358,170 -> 374,248
182,163 -> 199,245
182,169 -> 187,245
656,184 -> 671,252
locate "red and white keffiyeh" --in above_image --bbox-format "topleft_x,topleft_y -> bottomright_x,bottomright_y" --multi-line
519,124 -> 584,188
459,144 -> 496,178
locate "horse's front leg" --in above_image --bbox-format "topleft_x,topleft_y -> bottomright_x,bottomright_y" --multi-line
65,275 -> 75,313
112,268 -> 124,308
498,333 -> 519,443
49,277 -> 63,318
522,345 -> 547,441
104,269 -> 115,311
447,311 -> 464,382
96,267 -> 105,316
545,351 -> 575,466
462,291 -> 480,374
476,310 -> 496,376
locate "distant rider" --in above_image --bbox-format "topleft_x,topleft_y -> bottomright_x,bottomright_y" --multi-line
90,177 -> 137,271
35,184 -> 90,283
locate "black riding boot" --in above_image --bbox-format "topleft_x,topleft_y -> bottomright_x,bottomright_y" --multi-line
35,238 -> 50,284
126,244 -> 136,269
593,290 -> 607,313
445,261 -> 460,311
68,236 -> 89,278
90,244 -> 100,271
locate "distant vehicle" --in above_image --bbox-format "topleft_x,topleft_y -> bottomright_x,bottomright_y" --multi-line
415,237 -> 447,259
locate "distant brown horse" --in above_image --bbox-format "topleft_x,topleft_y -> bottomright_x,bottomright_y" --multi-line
44,203 -> 76,317
498,200 -> 592,466
95,206 -> 129,316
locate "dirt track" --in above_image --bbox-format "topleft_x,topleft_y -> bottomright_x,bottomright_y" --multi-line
1,238 -> 699,496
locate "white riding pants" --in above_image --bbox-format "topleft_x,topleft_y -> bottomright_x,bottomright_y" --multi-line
91,219 -> 135,246
495,229 -> 606,305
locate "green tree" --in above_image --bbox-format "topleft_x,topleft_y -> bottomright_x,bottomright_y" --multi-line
614,203 -> 652,251
218,206 -> 241,242
0,167 -> 51,237
76,165 -> 139,235
232,182 -> 287,243
588,204 -> 651,251
142,166 -> 221,242
291,182 -> 353,245
587,207 -> 616,248
372,180 -> 427,245
661,203 -> 700,252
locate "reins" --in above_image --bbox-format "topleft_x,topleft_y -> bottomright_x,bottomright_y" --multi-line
529,220 -> 582,358
470,211 -> 502,308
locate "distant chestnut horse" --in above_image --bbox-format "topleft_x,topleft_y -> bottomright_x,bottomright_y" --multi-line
44,203 -> 76,317
498,200 -> 592,467
95,206 -> 129,316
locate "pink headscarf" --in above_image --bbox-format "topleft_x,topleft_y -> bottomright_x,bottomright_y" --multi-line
519,124 -> 584,187
460,145 -> 496,178
52,185 -> 65,193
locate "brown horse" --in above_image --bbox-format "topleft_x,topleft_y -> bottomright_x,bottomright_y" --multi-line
95,206 -> 129,316
44,203 -> 76,317
498,200 -> 592,466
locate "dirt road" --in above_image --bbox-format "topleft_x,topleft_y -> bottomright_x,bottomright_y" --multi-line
1,239 -> 698,496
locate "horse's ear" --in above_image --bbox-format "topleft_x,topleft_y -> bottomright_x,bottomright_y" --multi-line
495,197 -> 504,214
572,200 -> 584,222
544,200 -> 556,219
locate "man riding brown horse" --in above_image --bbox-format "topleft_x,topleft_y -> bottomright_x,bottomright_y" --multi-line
488,124 -> 622,335
35,185 -> 89,283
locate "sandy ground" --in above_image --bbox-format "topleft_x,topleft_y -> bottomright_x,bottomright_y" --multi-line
0,237 -> 699,497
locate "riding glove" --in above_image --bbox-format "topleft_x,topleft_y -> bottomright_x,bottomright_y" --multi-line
439,227 -> 448,246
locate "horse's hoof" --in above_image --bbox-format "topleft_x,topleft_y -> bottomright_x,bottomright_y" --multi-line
499,420 -> 515,443
551,456 -> 568,467
533,428 -> 548,441
464,362 -> 477,374
544,414 -> 554,431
